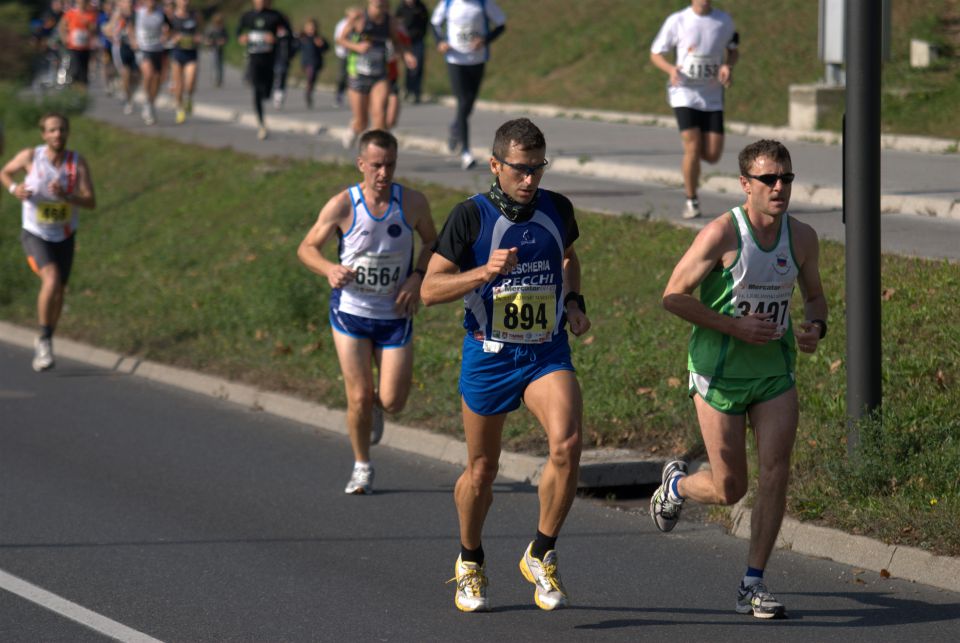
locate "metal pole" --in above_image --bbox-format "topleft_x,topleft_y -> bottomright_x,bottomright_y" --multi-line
844,0 -> 883,454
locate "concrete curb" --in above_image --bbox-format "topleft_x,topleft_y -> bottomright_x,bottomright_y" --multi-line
0,321 -> 652,488
731,501 -> 960,594
5,320 -> 958,594
145,93 -> 960,221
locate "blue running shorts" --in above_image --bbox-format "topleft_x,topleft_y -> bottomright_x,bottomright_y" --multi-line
330,307 -> 412,348
459,333 -> 575,416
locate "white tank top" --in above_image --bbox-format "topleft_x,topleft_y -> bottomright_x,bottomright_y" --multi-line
136,7 -> 167,52
336,183 -> 414,319
22,145 -> 80,242
727,206 -> 799,339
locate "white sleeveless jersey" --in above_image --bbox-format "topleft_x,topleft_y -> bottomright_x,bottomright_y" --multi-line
22,145 -> 81,243
336,183 -> 414,319
727,206 -> 798,338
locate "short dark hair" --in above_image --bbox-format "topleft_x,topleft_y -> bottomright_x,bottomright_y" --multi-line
738,139 -> 791,176
39,112 -> 69,131
492,118 -> 545,159
358,129 -> 398,154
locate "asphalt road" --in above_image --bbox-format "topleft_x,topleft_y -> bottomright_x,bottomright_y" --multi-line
2,342 -> 959,641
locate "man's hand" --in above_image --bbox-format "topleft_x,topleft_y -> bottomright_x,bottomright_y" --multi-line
327,264 -> 356,289
48,179 -> 65,199
403,50 -> 417,69
795,321 -> 822,354
483,247 -> 518,281
566,306 -> 590,337
669,65 -> 682,86
718,63 -> 734,88
394,273 -> 422,317
734,312 -> 779,345
11,184 -> 32,201
437,41 -> 450,54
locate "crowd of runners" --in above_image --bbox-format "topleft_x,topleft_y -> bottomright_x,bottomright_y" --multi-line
9,0 -> 831,623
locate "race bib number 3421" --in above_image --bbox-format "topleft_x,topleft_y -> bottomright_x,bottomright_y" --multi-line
491,286 -> 555,344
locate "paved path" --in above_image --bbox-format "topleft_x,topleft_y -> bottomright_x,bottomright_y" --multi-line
2,340 -> 959,641
81,56 -> 960,261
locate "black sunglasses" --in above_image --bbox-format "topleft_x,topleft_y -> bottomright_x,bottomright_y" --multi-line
745,172 -> 795,187
494,155 -> 549,177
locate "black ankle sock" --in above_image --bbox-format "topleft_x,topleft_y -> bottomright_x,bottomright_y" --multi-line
530,530 -> 557,560
40,325 -> 53,340
460,544 -> 484,566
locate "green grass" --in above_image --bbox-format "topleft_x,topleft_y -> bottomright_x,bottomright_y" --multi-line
0,99 -> 957,555
218,0 -> 960,138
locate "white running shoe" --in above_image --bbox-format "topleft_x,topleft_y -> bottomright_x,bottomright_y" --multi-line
344,463 -> 374,494
682,198 -> 701,219
736,581 -> 787,619
650,459 -> 688,532
449,556 -> 489,612
143,104 -> 156,125
370,406 -> 384,446
123,100 -> 133,115
257,126 -> 268,140
519,542 -> 568,610
32,337 -> 54,372
461,152 -> 476,171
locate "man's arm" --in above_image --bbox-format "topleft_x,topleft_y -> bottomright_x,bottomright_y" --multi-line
562,245 -> 590,337
792,220 -> 828,354
421,248 -> 517,306
54,155 -> 95,209
393,190 -> 437,316
1,148 -> 35,201
718,37 -> 739,87
336,14 -> 367,53
296,191 -> 355,289
650,51 -> 680,86
662,215 -> 779,345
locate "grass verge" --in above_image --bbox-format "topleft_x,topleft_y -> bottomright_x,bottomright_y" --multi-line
0,98 -> 957,555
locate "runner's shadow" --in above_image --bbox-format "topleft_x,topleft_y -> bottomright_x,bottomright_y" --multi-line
373,482 -> 535,496
573,591 -> 960,630
782,591 -> 960,627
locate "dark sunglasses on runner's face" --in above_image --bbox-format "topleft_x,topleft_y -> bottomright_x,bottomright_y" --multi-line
745,172 -> 795,187
495,155 -> 549,177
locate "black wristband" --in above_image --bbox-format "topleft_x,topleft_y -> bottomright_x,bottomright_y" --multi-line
810,319 -> 827,339
413,268 -> 426,278
564,291 -> 586,315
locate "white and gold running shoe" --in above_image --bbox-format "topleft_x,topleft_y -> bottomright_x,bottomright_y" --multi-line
449,556 -> 489,612
519,542 -> 568,610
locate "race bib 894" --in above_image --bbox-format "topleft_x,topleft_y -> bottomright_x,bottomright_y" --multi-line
491,286 -> 555,344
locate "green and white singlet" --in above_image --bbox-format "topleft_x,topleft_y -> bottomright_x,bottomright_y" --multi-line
688,206 -> 799,379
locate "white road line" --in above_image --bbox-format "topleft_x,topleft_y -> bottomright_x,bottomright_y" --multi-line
0,568 -> 163,642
